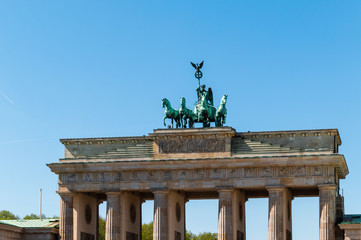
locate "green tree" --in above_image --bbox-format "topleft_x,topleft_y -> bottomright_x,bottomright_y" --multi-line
24,213 -> 46,220
197,232 -> 217,240
0,210 -> 19,220
186,231 -> 218,240
23,213 -> 46,219
186,230 -> 196,240
142,222 -> 153,240
98,220 -> 217,240
99,217 -> 106,240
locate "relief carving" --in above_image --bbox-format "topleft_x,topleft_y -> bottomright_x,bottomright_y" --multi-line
158,138 -> 226,154
178,171 -> 187,180
61,165 -> 324,187
211,169 -> 221,179
278,168 -> 287,177
227,169 -> 238,178
99,173 -> 111,182
67,173 -> 78,183
295,167 -> 306,177
114,172 -> 124,182
262,168 -> 272,177
131,172 -> 139,181
162,171 -> 172,180
313,166 -> 322,176
193,170 -> 206,179
148,171 -> 156,180
83,173 -> 94,182
245,168 -> 255,178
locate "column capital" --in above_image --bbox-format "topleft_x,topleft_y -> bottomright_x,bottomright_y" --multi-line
57,191 -> 73,196
266,185 -> 285,192
58,191 -> 73,202
318,184 -> 337,191
106,191 -> 122,196
216,186 -> 234,193
152,189 -> 169,195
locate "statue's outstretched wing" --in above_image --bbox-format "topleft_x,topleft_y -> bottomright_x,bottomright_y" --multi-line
199,61 -> 204,69
191,62 -> 197,69
208,87 -> 214,106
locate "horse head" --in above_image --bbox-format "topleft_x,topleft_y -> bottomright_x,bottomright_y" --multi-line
199,94 -> 210,119
162,98 -> 170,108
180,97 -> 186,108
221,95 -> 228,105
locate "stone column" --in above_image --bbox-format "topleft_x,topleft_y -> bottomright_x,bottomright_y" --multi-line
153,190 -> 169,240
97,200 -> 103,240
267,186 -> 292,240
120,192 -> 142,240
168,191 -> 186,240
319,184 -> 337,240
233,190 -> 247,240
218,189 -> 233,240
106,192 -> 121,240
59,192 -> 73,240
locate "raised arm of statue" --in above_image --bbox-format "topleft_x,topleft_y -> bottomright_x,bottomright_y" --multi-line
207,87 -> 214,106
196,86 -> 201,101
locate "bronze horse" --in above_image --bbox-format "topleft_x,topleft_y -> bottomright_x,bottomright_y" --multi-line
162,98 -> 181,128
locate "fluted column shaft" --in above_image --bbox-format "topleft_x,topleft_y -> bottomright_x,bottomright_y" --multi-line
153,191 -> 169,240
218,189 -> 233,240
106,192 -> 121,240
59,193 -> 73,240
319,184 -> 337,240
267,186 -> 292,240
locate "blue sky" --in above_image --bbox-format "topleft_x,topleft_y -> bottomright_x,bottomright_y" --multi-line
0,1 -> 360,239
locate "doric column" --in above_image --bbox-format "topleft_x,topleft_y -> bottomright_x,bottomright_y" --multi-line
218,189 -> 233,240
106,192 -> 121,240
233,190 -> 247,240
153,190 -> 169,240
59,192 -> 73,240
96,200 -> 103,240
319,184 -> 337,240
267,186 -> 292,240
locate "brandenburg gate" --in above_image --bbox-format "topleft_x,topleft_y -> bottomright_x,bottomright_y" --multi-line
48,127 -> 348,240
48,62 -> 348,240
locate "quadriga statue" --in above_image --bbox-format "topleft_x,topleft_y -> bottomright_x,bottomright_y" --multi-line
162,61 -> 228,128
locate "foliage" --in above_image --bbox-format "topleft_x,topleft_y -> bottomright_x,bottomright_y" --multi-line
186,231 -> 196,240
142,222 -> 153,240
78,219 -> 216,240
141,222 -> 216,240
187,230 -> 218,240
0,210 -> 19,220
194,232 -> 217,240
99,217 -> 106,240
23,213 -> 47,219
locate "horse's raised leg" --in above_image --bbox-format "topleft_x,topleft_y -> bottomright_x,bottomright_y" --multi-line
163,117 -> 167,127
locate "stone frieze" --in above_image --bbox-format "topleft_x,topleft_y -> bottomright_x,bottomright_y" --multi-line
60,166 -> 334,184
158,138 -> 226,154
